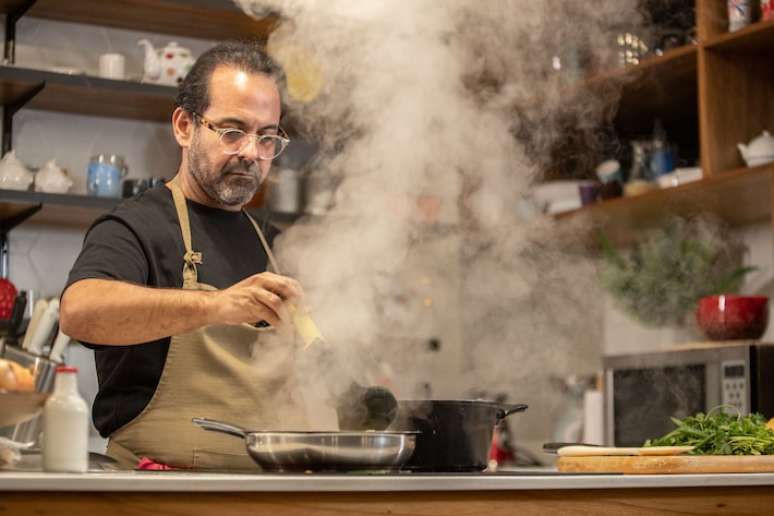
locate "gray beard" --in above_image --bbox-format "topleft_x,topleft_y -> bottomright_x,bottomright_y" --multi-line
188,136 -> 260,207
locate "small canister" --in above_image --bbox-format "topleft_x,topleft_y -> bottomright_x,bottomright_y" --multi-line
728,0 -> 752,32
87,154 -> 128,198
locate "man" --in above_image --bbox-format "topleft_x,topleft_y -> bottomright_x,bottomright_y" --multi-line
60,41 -> 305,470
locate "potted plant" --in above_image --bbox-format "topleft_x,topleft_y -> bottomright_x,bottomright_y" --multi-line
598,216 -> 756,328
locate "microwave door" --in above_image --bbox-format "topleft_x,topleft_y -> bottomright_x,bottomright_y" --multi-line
609,364 -> 708,447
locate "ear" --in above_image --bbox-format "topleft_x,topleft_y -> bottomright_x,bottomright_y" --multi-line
172,107 -> 195,148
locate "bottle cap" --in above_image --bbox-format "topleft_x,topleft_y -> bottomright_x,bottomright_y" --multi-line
56,366 -> 78,373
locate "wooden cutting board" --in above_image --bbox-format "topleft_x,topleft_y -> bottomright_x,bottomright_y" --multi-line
558,455 -> 774,474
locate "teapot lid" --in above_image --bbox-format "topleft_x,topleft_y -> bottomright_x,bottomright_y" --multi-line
747,130 -> 774,157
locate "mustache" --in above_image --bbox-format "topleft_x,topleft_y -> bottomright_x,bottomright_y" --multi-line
223,162 -> 260,177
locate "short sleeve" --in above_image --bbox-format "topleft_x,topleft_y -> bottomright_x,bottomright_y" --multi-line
65,217 -> 150,290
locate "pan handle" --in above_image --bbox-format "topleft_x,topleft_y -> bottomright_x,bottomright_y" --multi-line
496,403 -> 528,421
192,417 -> 247,439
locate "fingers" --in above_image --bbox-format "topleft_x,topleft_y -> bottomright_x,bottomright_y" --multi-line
253,288 -> 285,326
250,272 -> 304,301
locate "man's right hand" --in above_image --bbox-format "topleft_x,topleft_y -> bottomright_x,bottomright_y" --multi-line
209,272 -> 304,327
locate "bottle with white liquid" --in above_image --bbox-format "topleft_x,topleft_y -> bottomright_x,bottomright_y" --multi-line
42,366 -> 89,472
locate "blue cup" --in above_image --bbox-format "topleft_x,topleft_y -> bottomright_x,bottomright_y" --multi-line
87,154 -> 128,198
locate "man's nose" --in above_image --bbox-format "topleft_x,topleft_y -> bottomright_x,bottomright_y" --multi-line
237,136 -> 261,162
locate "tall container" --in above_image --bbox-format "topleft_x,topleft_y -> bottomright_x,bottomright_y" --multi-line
42,366 -> 89,472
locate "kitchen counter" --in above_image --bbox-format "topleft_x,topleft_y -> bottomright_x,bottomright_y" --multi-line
2,468 -> 774,491
2,468 -> 774,515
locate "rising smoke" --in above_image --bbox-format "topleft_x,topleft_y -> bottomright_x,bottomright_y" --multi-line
235,0 -> 646,440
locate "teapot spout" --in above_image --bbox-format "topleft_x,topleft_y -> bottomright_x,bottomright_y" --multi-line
737,142 -> 749,160
138,39 -> 161,81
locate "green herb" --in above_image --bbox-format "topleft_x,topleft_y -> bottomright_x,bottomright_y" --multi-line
598,217 -> 755,327
644,408 -> 774,455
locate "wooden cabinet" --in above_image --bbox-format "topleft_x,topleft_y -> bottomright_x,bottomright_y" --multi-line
554,1 -> 774,245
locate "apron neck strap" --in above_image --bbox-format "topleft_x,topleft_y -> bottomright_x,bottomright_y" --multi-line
167,177 -> 202,287
243,211 -> 278,274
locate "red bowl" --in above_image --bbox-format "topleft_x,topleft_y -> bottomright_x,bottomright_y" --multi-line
696,295 -> 769,341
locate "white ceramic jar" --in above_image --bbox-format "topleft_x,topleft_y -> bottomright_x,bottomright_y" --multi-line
42,366 -> 89,473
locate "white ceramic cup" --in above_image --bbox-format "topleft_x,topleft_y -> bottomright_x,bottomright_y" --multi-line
98,53 -> 125,80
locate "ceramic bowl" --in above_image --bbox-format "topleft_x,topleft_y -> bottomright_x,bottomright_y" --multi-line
696,295 -> 769,341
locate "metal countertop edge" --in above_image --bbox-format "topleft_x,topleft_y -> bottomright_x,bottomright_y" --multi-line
2,473 -> 774,492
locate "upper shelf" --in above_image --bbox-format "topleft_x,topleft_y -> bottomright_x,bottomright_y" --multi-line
704,19 -> 774,53
553,163 -> 774,246
0,0 -> 276,42
0,188 -> 301,229
0,64 -> 176,122
583,45 -> 699,134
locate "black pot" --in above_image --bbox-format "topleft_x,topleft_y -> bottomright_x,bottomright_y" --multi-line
392,400 -> 528,472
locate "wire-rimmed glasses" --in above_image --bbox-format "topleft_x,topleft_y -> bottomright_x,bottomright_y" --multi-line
193,112 -> 290,160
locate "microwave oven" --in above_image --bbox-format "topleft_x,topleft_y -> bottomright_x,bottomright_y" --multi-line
604,342 -> 774,446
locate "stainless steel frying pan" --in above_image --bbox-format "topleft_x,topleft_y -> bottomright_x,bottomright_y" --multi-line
192,418 -> 417,472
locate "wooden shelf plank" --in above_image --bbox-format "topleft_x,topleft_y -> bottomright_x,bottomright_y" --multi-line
553,163 -> 774,246
0,0 -> 277,42
0,65 -> 176,122
0,189 -> 301,229
704,20 -> 774,53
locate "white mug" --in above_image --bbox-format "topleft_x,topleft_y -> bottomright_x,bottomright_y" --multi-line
98,53 -> 125,80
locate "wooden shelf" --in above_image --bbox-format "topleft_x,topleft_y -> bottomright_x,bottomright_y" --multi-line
553,163 -> 774,246
0,188 -> 118,228
0,188 -> 301,229
0,0 -> 277,42
0,65 -> 176,122
704,20 -> 774,53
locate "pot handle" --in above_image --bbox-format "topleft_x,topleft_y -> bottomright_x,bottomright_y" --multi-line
496,403 -> 529,421
192,417 -> 247,439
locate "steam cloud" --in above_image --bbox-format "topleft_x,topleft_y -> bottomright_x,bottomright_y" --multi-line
235,0 -> 645,441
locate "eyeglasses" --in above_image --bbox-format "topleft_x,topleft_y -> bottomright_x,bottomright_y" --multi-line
192,112 -> 290,160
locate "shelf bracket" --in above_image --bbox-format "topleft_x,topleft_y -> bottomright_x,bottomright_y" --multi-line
3,0 -> 38,65
0,203 -> 41,278
2,80 -> 45,155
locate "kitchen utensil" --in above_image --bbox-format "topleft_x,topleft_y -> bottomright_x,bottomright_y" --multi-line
578,183 -> 600,206
34,159 -> 72,194
98,53 -> 126,80
696,295 -> 768,341
48,330 -> 70,363
20,299 -> 48,354
7,291 -> 26,340
0,391 -> 48,427
737,130 -> 774,168
543,442 -> 693,456
0,278 -> 17,321
25,299 -> 58,356
87,154 -> 128,198
336,382 -> 398,431
0,345 -> 58,443
0,151 -> 33,191
391,400 -> 528,471
558,455 -> 774,474
192,417 -> 417,471
138,40 -> 194,86
728,0 -> 752,32
267,167 -> 301,214
253,222 -> 324,349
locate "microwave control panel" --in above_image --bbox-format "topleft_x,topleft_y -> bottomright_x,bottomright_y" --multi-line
721,360 -> 748,414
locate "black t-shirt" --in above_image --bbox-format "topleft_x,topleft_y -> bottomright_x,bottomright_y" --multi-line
65,183 -> 278,437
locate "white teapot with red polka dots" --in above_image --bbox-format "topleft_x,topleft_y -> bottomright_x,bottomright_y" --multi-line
138,40 -> 195,86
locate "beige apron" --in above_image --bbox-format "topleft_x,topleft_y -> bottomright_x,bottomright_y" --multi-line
106,179 -> 304,470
